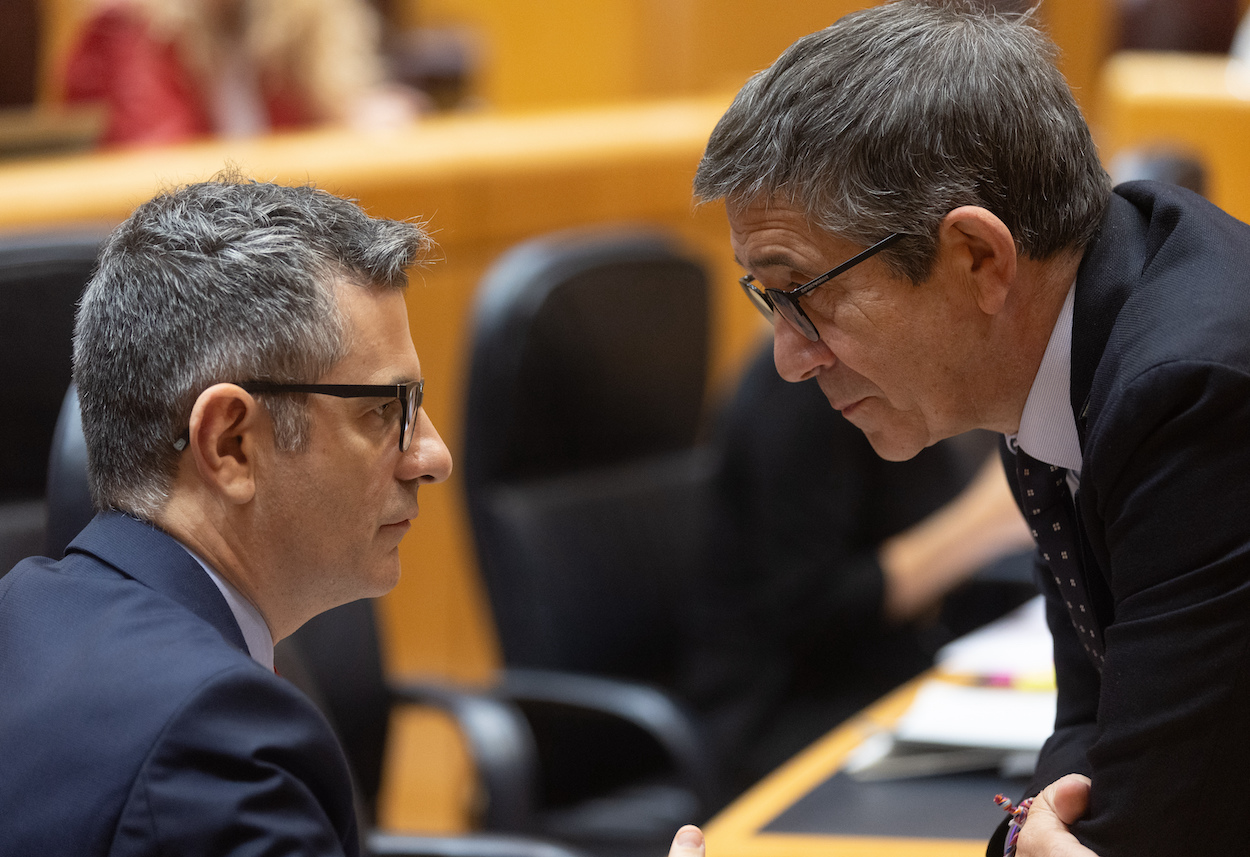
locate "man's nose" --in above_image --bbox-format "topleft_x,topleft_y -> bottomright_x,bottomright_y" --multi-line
400,409 -> 453,484
772,314 -> 835,382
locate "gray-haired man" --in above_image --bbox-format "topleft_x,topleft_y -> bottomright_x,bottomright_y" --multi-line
0,176 -> 453,854
695,1 -> 1250,855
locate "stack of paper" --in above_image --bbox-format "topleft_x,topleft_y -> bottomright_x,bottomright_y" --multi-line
845,596 -> 1057,781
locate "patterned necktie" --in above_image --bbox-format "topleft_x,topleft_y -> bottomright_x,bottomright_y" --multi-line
1015,449 -> 1104,669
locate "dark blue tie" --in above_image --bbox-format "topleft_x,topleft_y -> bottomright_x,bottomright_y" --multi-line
1015,449 -> 1104,669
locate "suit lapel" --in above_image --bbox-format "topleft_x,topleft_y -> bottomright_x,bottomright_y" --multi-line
1070,188 -> 1148,449
67,511 -> 249,653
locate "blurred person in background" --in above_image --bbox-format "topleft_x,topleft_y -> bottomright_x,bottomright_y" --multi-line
62,0 -> 426,148
679,342 -> 1035,804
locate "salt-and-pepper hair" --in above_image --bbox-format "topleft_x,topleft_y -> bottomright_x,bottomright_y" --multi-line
73,174 -> 432,519
693,0 -> 1111,283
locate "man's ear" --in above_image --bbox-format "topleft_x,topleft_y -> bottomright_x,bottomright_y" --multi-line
186,384 -> 266,505
936,205 -> 1018,315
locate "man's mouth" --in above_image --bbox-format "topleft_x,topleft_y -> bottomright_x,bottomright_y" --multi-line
830,395 -> 867,414
381,513 -> 415,533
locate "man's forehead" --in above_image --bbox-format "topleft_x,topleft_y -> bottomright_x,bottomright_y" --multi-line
728,202 -> 850,272
323,283 -> 420,383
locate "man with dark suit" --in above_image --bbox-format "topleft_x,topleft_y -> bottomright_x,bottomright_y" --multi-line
0,176 -> 454,854
691,1 -> 1250,855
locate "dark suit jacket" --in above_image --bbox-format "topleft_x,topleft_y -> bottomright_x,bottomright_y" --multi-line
1013,181 -> 1250,855
0,511 -> 360,856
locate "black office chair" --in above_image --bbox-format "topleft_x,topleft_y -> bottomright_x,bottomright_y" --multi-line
42,384 -> 591,857
277,587 -> 706,857
464,227 -> 711,677
0,229 -> 102,574
45,382 -> 94,557
460,228 -> 717,857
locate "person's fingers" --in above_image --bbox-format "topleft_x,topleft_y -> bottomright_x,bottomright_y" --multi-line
1018,774 -> 1096,857
1049,773 -> 1092,825
668,825 -> 705,857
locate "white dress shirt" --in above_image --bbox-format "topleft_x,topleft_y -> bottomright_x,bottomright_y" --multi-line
180,544 -> 275,671
1008,281 -> 1083,493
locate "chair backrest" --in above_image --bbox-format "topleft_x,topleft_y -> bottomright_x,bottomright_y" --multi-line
463,228 -> 711,683
0,231 -> 101,572
465,229 -> 709,485
275,599 -> 392,827
44,383 -> 95,557
0,231 -> 101,505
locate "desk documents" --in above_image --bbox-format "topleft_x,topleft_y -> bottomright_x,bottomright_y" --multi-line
705,596 -> 1056,854
846,597 -> 1055,781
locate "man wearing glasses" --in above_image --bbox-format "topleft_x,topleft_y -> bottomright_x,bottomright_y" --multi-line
0,176 -> 455,855
694,2 -> 1250,856
0,175 -> 710,857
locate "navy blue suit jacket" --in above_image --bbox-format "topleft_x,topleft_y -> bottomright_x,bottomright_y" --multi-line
1010,182 -> 1250,855
0,511 -> 360,856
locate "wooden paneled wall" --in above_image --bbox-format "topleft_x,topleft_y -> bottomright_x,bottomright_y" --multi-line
412,0 -> 1116,118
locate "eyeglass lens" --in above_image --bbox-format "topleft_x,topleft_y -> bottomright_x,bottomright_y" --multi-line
740,278 -> 775,321
740,277 -> 820,341
401,380 -> 424,452
771,295 -> 819,341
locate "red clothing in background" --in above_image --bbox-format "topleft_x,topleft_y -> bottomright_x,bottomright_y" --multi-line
64,8 -> 314,148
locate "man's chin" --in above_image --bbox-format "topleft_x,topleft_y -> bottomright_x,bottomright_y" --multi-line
357,556 -> 403,599
378,560 -> 403,595
835,400 -> 931,461
861,425 -> 928,462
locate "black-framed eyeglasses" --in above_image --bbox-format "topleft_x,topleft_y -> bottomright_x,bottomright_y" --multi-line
738,232 -> 905,342
237,380 -> 424,453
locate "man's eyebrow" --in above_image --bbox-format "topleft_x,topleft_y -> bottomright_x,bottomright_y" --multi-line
733,252 -> 805,273
380,372 -> 421,384
355,377 -> 419,394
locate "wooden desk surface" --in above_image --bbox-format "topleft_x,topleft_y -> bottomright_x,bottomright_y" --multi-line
0,97 -> 731,230
704,679 -> 997,857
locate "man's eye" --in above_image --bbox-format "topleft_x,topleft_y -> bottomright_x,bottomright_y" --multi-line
374,399 -> 400,419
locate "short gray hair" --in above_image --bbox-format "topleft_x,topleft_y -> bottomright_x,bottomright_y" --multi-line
693,0 -> 1111,282
73,174 -> 432,519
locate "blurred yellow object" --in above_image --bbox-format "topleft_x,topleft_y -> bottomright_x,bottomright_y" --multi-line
933,669 -> 1058,693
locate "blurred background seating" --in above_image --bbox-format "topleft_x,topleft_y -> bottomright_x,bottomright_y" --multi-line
463,228 -> 711,686
676,342 -> 1037,807
0,229 -> 101,576
460,228 -> 716,857
0,0 -> 1167,156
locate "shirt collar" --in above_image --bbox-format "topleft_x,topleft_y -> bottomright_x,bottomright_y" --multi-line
1010,280 -> 1083,476
178,543 -> 275,671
